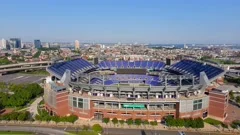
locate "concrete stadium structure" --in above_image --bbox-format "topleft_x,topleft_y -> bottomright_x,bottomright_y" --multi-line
44,58 -> 228,122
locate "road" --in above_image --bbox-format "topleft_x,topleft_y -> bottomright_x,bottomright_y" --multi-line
0,74 -> 45,84
62,127 -> 232,135
102,128 -> 231,135
0,125 -> 68,135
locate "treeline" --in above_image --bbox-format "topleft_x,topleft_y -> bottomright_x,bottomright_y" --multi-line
35,110 -> 78,123
0,83 -> 43,107
229,91 -> 240,104
225,78 -> 240,84
165,116 -> 204,128
0,111 -> 30,121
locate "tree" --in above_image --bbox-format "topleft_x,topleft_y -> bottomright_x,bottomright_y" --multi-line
119,120 -> 125,127
236,96 -> 240,103
126,118 -> 133,127
0,83 -> 43,108
135,119 -> 142,127
229,91 -> 235,100
9,112 -> 19,120
103,118 -> 110,125
112,118 -> 118,126
64,115 -> 78,123
92,124 -> 103,133
142,120 -> 149,127
17,112 -> 29,121
150,121 -> 158,126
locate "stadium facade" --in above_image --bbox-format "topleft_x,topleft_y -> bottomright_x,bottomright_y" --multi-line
44,58 -> 228,122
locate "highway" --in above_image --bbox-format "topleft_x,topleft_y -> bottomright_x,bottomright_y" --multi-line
0,61 -> 52,74
0,61 -> 52,68
0,125 -> 68,135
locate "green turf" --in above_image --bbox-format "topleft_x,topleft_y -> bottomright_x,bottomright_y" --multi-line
19,70 -> 49,75
204,118 -> 222,126
0,131 -> 33,135
67,131 -> 98,135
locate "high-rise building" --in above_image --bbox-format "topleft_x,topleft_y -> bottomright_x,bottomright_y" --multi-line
21,40 -> 24,48
9,38 -> 21,49
44,43 -> 50,48
34,39 -> 42,48
1,39 -> 7,49
75,40 -> 80,50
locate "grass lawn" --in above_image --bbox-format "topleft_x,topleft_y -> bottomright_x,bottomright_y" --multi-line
205,58 -> 236,64
67,131 -> 98,135
19,70 -> 49,76
0,131 -> 33,135
204,118 -> 222,126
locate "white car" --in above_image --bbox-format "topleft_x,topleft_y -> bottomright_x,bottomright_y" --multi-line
178,131 -> 186,135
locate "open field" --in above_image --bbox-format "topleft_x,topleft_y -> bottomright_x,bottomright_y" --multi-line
67,131 -> 98,135
0,131 -> 33,135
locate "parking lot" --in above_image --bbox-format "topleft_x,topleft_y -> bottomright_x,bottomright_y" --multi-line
0,74 -> 46,84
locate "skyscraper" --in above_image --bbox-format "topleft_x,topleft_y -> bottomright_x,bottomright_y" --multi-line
34,39 -> 42,48
9,38 -> 21,49
1,39 -> 6,49
75,40 -> 80,50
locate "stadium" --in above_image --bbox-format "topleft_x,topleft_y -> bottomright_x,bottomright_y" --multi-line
44,58 -> 228,122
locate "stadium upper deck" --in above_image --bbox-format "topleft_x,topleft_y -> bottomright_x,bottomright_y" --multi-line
47,58 -> 224,87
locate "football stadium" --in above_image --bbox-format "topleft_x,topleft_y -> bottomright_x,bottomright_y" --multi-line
44,58 -> 228,122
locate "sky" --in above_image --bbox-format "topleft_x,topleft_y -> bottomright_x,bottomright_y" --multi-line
0,0 -> 240,44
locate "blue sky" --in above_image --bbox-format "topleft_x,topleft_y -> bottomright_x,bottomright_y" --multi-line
0,0 -> 240,43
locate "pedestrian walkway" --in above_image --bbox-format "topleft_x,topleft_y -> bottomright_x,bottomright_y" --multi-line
28,96 -> 43,117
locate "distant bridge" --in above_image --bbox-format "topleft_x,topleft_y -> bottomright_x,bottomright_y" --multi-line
0,61 -> 53,75
225,64 -> 240,69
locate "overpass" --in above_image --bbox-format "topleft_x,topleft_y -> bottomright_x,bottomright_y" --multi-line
0,61 -> 53,75
224,64 -> 240,69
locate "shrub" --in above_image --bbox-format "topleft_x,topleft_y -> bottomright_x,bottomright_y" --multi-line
231,120 -> 240,129
92,124 -> 103,133
102,118 -> 110,125
221,123 -> 228,128
112,118 -> 118,126
126,118 -> 133,126
36,110 -> 78,123
119,120 -> 125,126
166,116 -> 204,128
143,120 -> 149,125
135,119 -> 142,126
150,121 -> 158,126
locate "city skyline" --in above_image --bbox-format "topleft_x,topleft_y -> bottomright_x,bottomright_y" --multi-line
0,0 -> 240,44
